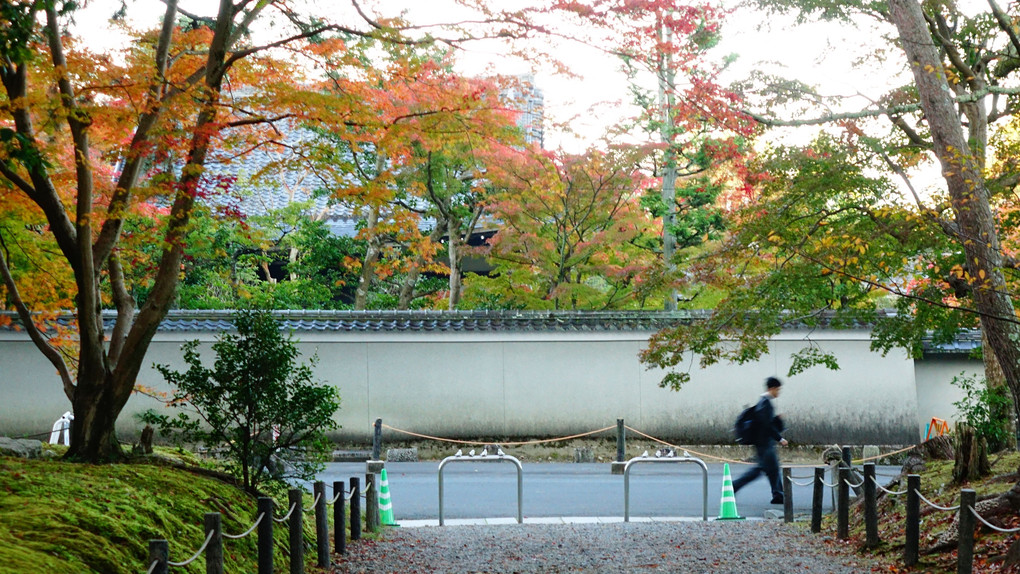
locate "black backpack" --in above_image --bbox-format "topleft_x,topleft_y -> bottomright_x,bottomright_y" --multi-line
733,404 -> 757,444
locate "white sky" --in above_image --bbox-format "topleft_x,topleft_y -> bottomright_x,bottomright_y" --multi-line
70,0 -> 907,152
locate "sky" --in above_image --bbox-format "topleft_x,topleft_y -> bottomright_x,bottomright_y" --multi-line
69,0 -> 903,153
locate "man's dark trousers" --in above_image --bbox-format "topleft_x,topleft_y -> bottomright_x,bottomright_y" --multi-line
732,441 -> 783,500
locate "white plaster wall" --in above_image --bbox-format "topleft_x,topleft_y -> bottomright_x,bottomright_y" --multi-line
913,357 -> 985,435
0,327 -> 943,445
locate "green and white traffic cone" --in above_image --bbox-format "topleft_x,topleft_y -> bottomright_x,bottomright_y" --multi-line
378,468 -> 398,526
717,463 -> 744,520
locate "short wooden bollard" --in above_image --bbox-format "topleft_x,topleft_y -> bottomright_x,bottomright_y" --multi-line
148,539 -> 169,574
257,497 -> 274,574
616,418 -> 625,462
904,474 -> 921,567
372,418 -> 383,460
288,489 -> 304,574
811,467 -> 824,533
333,480 -> 346,555
314,482 -> 330,567
782,467 -> 793,523
958,489 -> 976,574
837,465 -> 849,540
365,473 -> 379,533
205,512 -> 224,574
350,477 -> 362,541
863,463 -> 879,548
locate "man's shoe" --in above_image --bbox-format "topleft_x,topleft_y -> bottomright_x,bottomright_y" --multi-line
770,496 -> 784,504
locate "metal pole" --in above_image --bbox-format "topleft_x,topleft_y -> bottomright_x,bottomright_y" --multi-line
205,513 -> 223,574
365,473 -> 379,533
864,463 -> 879,548
811,467 -> 824,534
904,474 -> 920,567
837,465 -> 849,540
314,482 -> 330,568
349,477 -> 361,541
372,419 -> 382,461
782,467 -> 793,523
148,539 -> 168,574
288,489 -> 304,574
257,497 -> 274,574
958,489 -> 976,574
616,418 -> 625,462
333,481 -> 345,555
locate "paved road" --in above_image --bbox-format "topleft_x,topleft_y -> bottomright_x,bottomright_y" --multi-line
315,459 -> 901,523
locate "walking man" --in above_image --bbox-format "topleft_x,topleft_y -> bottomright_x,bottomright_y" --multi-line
732,376 -> 788,504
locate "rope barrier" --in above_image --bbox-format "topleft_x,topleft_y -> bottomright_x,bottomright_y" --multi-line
167,530 -> 216,567
790,478 -> 816,487
329,490 -> 345,505
303,492 -> 321,512
871,476 -> 908,496
820,478 -> 840,488
844,476 -> 865,488
381,423 -> 616,446
146,560 -> 158,574
272,502 -> 297,524
851,443 -> 918,465
223,513 -> 264,540
914,490 -> 960,512
970,506 -> 1020,533
623,426 -> 753,465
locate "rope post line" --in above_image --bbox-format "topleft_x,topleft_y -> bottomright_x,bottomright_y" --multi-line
811,467 -> 824,534
782,467 -> 793,523
314,482 -> 330,568
365,473 -> 380,533
837,465 -> 850,540
204,513 -> 224,574
863,463 -> 879,549
958,489 -> 976,574
350,477 -> 362,541
287,489 -> 304,574
904,474 -> 921,567
333,480 -> 346,556
148,539 -> 169,574
257,497 -> 274,574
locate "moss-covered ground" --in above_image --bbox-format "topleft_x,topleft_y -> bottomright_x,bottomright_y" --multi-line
0,447 -> 357,574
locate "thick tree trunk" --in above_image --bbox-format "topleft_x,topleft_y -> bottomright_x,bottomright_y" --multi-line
890,0 -> 1020,449
953,423 -> 991,484
354,205 -> 381,310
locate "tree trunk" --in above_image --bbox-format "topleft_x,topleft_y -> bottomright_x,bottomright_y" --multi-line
67,370 -> 133,461
447,215 -> 462,309
953,423 -> 991,484
890,0 -> 1020,451
354,205 -> 381,310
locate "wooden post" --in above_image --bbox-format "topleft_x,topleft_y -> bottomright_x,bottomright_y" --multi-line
288,489 -> 304,574
837,465 -> 850,540
365,473 -> 379,533
205,512 -> 223,574
333,480 -> 346,555
314,481 -> 330,568
616,419 -> 625,462
864,463 -> 879,548
782,467 -> 793,523
350,477 -> 361,541
372,419 -> 383,461
811,467 -> 824,534
958,489 -> 976,574
148,539 -> 168,574
257,497 -> 274,574
904,474 -> 920,567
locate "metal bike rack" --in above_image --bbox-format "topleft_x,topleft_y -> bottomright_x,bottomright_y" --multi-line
438,452 -> 523,525
624,452 -> 709,521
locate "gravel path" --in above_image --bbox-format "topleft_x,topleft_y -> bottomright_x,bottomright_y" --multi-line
332,521 -> 882,573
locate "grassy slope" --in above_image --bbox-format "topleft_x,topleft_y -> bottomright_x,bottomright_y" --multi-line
0,451 -> 337,574
830,451 -> 1020,573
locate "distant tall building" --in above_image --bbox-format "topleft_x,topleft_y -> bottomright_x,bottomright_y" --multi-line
504,74 -> 545,148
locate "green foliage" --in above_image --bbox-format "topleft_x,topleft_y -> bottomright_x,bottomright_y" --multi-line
951,373 -> 1013,452
151,308 -> 341,493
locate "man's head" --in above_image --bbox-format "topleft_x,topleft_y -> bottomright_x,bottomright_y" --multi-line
765,376 -> 782,397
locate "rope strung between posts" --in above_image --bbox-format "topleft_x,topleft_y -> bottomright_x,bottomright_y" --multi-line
167,530 -> 216,567
303,492 -> 321,512
623,426 -> 752,465
223,513 -> 264,540
851,443 -> 918,465
272,501 -> 297,523
790,478 -> 817,487
820,477 -> 840,488
914,490 -> 960,512
146,561 -> 158,574
381,423 -> 616,446
329,489 -> 345,505
871,475 -> 908,496
844,476 -> 865,488
970,506 -> 1020,533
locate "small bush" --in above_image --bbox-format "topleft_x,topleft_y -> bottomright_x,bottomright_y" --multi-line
951,372 -> 1012,451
